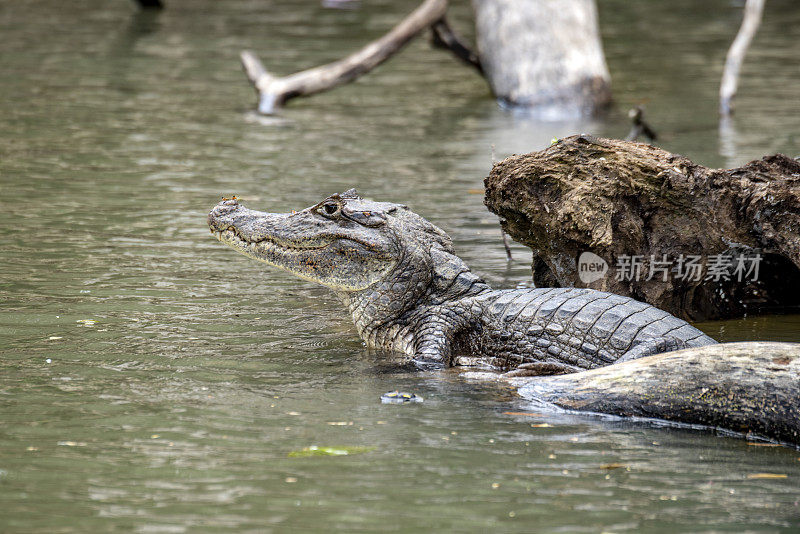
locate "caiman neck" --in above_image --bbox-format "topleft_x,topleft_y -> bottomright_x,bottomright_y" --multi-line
337,249 -> 492,358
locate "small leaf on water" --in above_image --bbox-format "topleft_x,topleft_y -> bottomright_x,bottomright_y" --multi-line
746,473 -> 787,479
530,423 -> 552,428
288,445 -> 375,458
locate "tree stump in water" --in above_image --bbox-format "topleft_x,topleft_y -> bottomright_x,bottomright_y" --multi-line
472,0 -> 611,114
513,342 -> 800,446
484,135 -> 800,320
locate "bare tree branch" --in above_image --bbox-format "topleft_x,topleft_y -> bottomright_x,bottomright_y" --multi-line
625,105 -> 657,141
430,18 -> 483,74
720,0 -> 765,116
242,0 -> 449,114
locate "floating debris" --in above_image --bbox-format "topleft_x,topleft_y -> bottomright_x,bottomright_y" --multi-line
746,473 -> 788,479
76,319 -> 96,327
381,391 -> 423,404
288,445 -> 375,458
600,463 -> 629,470
503,411 -> 544,417
48,336 -> 62,341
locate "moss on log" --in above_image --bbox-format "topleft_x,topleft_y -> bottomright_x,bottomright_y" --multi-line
513,342 -> 800,445
484,135 -> 800,320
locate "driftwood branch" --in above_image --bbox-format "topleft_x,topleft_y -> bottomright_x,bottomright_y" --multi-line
430,18 -> 483,74
513,342 -> 800,446
241,0 -> 448,114
720,0 -> 765,116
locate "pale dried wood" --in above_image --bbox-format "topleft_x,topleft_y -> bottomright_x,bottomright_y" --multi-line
241,0 -> 448,114
720,0 -> 765,116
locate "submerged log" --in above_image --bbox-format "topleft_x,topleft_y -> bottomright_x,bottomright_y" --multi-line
472,0 -> 611,114
484,135 -> 800,321
513,342 -> 800,445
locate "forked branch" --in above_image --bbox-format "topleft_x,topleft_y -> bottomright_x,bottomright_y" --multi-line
241,0 -> 448,114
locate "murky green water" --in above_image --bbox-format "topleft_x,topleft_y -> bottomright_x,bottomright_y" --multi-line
2,0 -> 799,531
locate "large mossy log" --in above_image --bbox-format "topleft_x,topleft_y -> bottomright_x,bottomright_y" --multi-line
513,342 -> 800,445
484,135 -> 800,321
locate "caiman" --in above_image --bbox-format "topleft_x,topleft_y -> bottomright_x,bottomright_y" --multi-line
207,190 -> 716,375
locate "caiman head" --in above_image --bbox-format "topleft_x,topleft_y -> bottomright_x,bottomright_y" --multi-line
207,190 -> 479,326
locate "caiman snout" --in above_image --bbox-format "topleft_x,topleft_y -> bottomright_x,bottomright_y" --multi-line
207,198 -> 242,232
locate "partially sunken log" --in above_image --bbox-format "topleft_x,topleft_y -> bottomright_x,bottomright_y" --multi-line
472,0 -> 611,114
484,135 -> 800,320
513,342 -> 800,446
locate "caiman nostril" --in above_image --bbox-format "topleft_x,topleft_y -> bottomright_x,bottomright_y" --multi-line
208,197 -> 242,231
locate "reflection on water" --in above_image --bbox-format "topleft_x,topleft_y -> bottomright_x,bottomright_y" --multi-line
1,0 -> 799,531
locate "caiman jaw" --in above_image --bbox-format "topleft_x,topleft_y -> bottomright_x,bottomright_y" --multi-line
214,226 -> 331,254
207,197 -> 397,290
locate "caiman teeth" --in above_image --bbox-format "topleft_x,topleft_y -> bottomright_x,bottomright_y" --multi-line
219,227 -> 329,251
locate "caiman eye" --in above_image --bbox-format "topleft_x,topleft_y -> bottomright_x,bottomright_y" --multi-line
321,201 -> 340,216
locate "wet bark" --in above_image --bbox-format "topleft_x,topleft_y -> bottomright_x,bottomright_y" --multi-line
472,0 -> 611,114
430,18 -> 483,74
483,135 -> 800,321
513,342 -> 800,446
